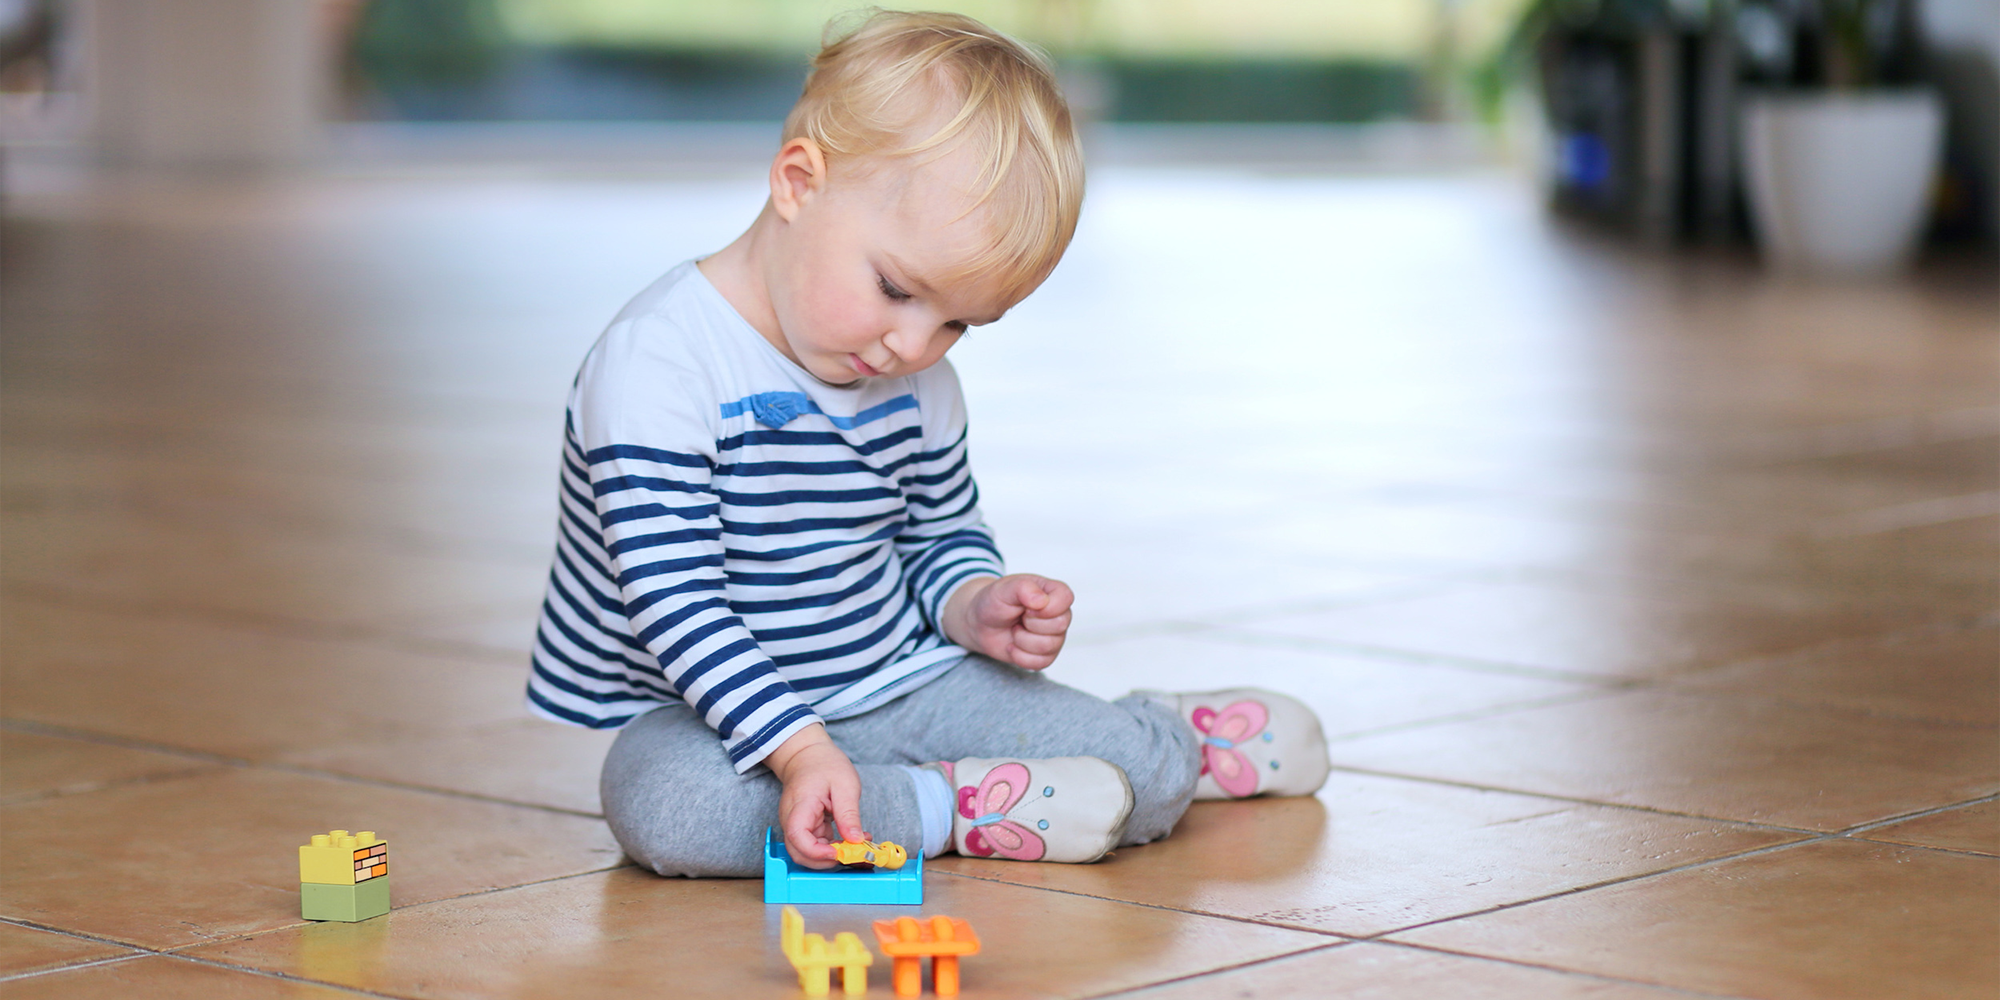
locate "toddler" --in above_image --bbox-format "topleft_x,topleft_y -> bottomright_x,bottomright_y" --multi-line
527,10 -> 1331,877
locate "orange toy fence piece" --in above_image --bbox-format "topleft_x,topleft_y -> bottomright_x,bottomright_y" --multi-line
871,914 -> 980,997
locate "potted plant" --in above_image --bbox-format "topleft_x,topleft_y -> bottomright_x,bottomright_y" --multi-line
1737,0 -> 1942,275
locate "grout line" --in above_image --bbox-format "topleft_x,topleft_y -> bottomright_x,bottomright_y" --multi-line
1324,689 -> 1623,744
1320,763 -> 1830,836
159,953 -> 412,998
0,952 -> 155,985
925,868 -> 1357,940
1367,939 -> 1763,1000
0,583 -> 527,668
0,718 -> 255,767
1071,941 -> 1351,999
1191,628 -> 1617,684
1363,835 -> 1834,941
1067,575 -> 1482,648
1840,792 -> 2000,836
0,762 -> 230,806
0,916 -> 158,955
0,717 -> 608,820
153,862 -> 636,958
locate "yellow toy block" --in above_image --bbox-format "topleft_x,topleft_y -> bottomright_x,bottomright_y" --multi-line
299,830 -> 388,886
780,905 -> 872,997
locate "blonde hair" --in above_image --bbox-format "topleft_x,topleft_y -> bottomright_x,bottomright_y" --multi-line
784,9 -> 1083,303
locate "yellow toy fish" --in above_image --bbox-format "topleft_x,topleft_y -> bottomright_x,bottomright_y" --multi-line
832,839 -> 908,870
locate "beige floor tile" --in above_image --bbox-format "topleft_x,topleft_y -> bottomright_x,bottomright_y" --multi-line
1671,619 -> 1999,725
1229,576 -> 1919,679
1859,799 -> 2000,856
0,730 -> 220,802
1,954 -> 363,999
1326,688 -> 2000,830
932,772 -> 1799,937
277,719 -> 618,816
1053,634 -> 1598,739
0,767 -> 619,949
2,432 -> 559,566
0,921 -> 138,978
1394,839 -> 2000,1000
1114,941 -> 1699,999
2,597 -> 525,759
3,509 -> 545,631
999,532 -> 1441,642
184,865 -> 1330,999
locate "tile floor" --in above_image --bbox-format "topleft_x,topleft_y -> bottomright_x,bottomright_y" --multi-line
2,159 -> 1995,998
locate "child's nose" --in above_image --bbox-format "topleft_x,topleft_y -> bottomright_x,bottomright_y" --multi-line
884,323 -> 932,362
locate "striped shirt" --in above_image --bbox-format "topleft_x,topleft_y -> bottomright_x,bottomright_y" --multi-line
527,261 -> 1002,771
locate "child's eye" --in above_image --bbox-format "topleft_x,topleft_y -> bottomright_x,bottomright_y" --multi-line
944,320 -> 968,334
877,275 -> 911,302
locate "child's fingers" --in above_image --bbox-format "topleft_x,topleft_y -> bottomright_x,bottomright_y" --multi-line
1018,608 -> 1071,635
1011,630 -> 1066,661
830,774 -> 867,844
782,798 -> 838,868
1008,641 -> 1061,670
1026,578 -> 1074,619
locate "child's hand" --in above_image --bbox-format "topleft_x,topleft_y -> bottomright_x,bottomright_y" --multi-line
941,574 -> 1074,670
763,724 -> 866,869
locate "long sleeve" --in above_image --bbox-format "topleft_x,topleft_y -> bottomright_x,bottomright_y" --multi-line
528,262 -> 995,749
895,368 -> 1003,634
581,433 -> 823,772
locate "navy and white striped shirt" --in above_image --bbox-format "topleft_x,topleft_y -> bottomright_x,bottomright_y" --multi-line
527,261 -> 1002,771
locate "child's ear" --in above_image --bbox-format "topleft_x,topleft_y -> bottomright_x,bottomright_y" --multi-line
769,138 -> 828,222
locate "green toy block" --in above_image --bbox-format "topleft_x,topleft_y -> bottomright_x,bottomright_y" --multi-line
300,876 -> 390,922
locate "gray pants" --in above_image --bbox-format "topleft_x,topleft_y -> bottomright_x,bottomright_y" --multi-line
600,655 -> 1203,877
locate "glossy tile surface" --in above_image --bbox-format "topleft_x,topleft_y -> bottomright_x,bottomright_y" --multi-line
2,597 -> 525,759
1326,688 -> 1999,829
2,955 -> 366,999
1054,633 -> 1596,740
1229,576 -> 1922,679
1114,942 -> 1701,999
1670,617 -> 1999,725
184,866 -> 1329,999
4,158 -> 1994,998
1859,798 -> 2000,856
0,729 -> 219,802
0,921 -> 137,978
0,768 -> 620,949
1395,839 -> 2000,1000
934,772 -> 1800,936
276,718 -> 619,816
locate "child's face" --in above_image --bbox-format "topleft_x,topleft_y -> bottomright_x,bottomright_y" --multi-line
767,145 -> 1016,386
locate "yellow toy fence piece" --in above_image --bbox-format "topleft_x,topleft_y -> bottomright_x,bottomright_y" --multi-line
780,905 -> 873,997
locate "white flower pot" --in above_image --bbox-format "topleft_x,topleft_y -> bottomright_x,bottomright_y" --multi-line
1741,90 -> 1944,276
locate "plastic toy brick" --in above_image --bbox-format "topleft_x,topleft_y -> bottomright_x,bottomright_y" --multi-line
872,914 -> 980,997
299,830 -> 388,886
300,877 -> 391,922
779,905 -> 873,997
832,838 -> 908,869
764,827 -> 923,905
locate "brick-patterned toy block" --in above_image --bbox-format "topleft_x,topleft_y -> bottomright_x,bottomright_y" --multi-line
779,905 -> 872,997
872,914 -> 980,997
299,830 -> 388,886
300,877 -> 391,922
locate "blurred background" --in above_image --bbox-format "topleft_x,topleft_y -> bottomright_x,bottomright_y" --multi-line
0,0 -> 1995,249
2,4 -> 1996,997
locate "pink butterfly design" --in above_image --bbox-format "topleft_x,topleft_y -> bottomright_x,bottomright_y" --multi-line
1191,700 -> 1270,798
955,762 -> 1046,861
